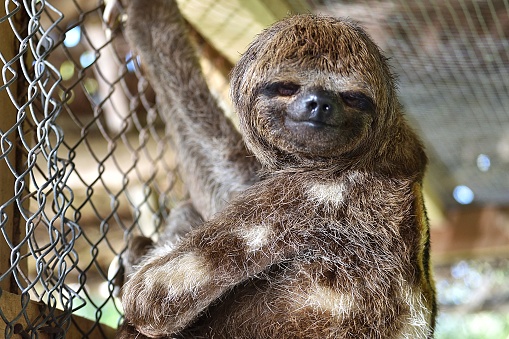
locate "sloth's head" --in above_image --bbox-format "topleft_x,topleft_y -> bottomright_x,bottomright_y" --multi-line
231,15 -> 426,177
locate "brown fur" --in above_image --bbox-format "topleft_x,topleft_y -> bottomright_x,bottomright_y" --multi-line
109,0 -> 437,337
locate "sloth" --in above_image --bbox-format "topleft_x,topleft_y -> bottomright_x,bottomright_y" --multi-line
108,0 -> 437,337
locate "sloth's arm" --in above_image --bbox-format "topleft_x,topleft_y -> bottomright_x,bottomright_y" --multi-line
115,0 -> 260,219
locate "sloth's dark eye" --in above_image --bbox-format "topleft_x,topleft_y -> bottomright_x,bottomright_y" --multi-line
277,83 -> 300,96
265,82 -> 301,97
340,92 -> 375,112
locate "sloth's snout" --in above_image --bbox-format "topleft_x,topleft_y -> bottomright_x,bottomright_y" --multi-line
288,90 -> 342,127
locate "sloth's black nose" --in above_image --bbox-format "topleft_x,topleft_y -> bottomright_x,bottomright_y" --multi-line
288,89 -> 341,126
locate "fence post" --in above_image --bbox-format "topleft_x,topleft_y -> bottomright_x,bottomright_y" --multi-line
0,1 -> 27,294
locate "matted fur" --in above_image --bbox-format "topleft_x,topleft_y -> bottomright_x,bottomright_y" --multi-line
111,0 -> 437,337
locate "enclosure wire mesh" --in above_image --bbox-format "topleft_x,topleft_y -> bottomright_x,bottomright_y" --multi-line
1,0 -> 509,338
0,0 -> 186,337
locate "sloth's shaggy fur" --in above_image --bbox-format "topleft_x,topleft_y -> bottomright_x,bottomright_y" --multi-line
114,0 -> 437,337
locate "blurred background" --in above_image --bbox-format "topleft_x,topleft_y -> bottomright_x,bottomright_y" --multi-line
0,0 -> 508,338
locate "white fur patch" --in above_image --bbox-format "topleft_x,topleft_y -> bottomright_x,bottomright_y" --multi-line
306,285 -> 353,317
146,252 -> 211,297
239,224 -> 271,251
149,242 -> 176,257
307,182 -> 346,207
397,285 -> 433,339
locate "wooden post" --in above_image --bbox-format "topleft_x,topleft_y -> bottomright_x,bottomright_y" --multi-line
0,0 -> 26,295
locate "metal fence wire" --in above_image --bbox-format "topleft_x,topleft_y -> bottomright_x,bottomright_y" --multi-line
1,0 -> 509,338
0,0 -> 190,337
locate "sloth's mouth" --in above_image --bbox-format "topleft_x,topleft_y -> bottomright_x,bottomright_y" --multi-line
285,117 -> 340,129
279,117 -> 348,156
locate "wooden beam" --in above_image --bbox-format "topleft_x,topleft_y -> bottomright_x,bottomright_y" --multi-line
431,206 -> 509,264
177,0 -> 311,64
176,0 -> 272,64
258,0 -> 311,18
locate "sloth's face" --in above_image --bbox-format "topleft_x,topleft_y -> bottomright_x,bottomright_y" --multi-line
253,69 -> 376,159
231,15 -> 397,168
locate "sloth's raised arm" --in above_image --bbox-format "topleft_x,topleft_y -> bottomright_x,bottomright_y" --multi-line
123,0 -> 260,219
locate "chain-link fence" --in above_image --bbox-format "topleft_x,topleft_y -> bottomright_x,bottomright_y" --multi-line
0,0 -> 190,337
1,0 -> 509,338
